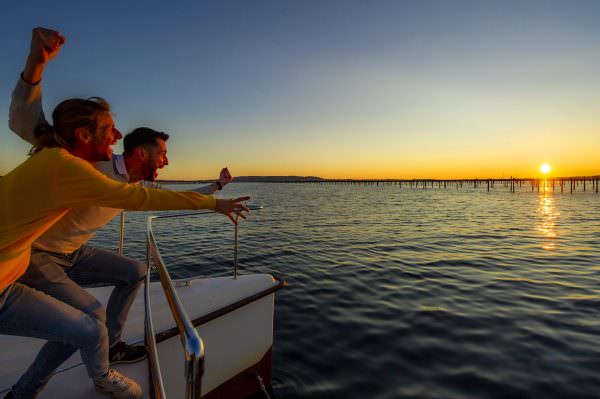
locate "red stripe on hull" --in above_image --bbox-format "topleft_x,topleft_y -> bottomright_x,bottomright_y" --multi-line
202,347 -> 272,399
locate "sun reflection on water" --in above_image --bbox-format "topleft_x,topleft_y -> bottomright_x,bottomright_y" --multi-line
537,181 -> 560,250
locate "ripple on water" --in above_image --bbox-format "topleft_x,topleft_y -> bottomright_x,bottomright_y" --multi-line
87,184 -> 600,399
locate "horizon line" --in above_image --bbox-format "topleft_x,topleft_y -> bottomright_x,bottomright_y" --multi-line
157,175 -> 600,183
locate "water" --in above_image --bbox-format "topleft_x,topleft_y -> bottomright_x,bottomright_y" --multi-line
89,182 -> 600,399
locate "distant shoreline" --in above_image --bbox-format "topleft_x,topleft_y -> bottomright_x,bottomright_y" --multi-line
158,175 -> 600,184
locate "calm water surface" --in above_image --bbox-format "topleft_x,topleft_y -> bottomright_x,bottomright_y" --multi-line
90,183 -> 600,399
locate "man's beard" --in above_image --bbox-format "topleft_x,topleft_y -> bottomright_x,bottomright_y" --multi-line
100,151 -> 112,162
91,140 -> 112,162
143,165 -> 158,181
92,149 -> 112,162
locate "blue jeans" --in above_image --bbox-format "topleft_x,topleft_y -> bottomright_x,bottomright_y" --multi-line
11,245 -> 146,398
0,282 -> 108,396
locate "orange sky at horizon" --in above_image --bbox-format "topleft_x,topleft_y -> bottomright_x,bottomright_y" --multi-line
155,157 -> 600,181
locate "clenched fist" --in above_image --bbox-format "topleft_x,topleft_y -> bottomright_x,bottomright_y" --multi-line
28,27 -> 66,65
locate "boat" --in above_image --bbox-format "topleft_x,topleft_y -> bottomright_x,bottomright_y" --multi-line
0,207 -> 286,398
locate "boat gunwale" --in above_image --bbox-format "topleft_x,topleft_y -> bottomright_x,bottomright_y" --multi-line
155,276 -> 287,344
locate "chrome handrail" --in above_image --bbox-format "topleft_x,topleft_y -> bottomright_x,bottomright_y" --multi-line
148,205 -> 263,279
144,243 -> 166,399
144,204 -> 262,399
147,216 -> 204,399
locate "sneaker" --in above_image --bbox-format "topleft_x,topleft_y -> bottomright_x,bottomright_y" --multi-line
94,369 -> 142,399
109,341 -> 148,365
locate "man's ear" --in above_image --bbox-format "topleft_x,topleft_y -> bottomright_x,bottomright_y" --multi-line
74,127 -> 93,144
134,146 -> 147,160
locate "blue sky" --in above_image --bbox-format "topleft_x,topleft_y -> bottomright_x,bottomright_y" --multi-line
2,0 -> 599,179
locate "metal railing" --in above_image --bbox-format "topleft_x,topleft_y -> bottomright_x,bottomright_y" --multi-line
144,245 -> 166,399
142,205 -> 263,399
118,211 -> 125,255
146,215 -> 205,399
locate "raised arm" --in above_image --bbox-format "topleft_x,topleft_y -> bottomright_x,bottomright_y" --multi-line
9,27 -> 65,144
193,167 -> 233,194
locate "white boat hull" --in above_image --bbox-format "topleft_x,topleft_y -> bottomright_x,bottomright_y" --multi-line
0,273 -> 282,398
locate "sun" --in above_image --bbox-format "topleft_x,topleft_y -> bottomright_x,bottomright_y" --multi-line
540,163 -> 551,174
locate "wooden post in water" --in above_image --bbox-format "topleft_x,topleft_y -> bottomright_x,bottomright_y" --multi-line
570,179 -> 573,193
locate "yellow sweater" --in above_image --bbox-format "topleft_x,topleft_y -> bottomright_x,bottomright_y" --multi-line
0,147 -> 216,291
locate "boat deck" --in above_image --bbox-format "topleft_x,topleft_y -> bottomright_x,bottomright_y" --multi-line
0,274 -> 279,398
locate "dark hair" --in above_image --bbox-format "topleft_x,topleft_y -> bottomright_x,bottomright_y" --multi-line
123,127 -> 170,154
31,97 -> 111,154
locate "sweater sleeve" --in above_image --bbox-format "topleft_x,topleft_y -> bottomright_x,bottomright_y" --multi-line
53,150 -> 216,211
8,76 -> 46,145
192,183 -> 215,195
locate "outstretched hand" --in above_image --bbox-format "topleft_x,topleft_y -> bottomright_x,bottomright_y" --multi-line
214,196 -> 250,224
29,27 -> 65,65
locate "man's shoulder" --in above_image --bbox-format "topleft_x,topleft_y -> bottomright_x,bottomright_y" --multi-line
38,147 -> 78,164
94,155 -> 128,182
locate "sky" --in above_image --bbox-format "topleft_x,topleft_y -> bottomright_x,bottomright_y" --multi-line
1,0 -> 599,180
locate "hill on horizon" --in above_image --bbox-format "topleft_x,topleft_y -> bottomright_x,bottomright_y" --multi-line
157,176 -> 325,183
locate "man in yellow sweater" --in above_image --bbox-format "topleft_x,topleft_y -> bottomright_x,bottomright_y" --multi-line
8,28 -> 239,399
0,29 -> 249,399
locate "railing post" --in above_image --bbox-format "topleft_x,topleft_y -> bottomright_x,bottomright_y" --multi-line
145,236 -> 166,399
234,221 -> 239,279
118,211 -> 125,255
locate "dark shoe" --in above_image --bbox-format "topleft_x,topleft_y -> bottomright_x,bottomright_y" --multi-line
109,341 -> 148,365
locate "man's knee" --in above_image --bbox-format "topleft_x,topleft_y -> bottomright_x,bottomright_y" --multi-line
119,258 -> 147,285
87,300 -> 107,324
77,314 -> 108,347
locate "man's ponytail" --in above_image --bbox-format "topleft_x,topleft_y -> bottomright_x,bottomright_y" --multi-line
30,122 -> 69,154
